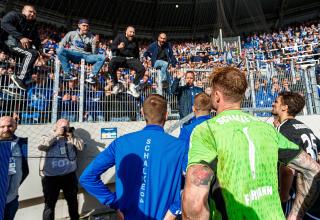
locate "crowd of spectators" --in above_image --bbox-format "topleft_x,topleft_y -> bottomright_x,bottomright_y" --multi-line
1,12 -> 320,123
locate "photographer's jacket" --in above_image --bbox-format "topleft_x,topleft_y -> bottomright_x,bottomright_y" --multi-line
59,30 -> 97,54
38,133 -> 84,176
80,125 -> 187,219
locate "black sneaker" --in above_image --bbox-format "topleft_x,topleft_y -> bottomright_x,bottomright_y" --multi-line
63,73 -> 77,81
11,75 -> 27,90
2,84 -> 24,98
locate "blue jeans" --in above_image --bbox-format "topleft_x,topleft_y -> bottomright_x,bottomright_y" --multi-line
154,60 -> 170,82
4,197 -> 19,220
57,48 -> 105,76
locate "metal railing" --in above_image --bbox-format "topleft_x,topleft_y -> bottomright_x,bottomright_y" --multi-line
1,56 -> 319,124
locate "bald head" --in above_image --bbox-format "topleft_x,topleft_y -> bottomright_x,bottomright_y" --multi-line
158,33 -> 167,46
125,26 -> 135,41
22,5 -> 36,21
0,116 -> 17,140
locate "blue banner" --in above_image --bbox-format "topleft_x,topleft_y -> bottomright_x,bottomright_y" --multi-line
101,128 -> 117,139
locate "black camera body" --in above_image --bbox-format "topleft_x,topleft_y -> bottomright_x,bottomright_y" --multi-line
63,126 -> 75,134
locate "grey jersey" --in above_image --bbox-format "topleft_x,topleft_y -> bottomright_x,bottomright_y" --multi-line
59,30 -> 97,54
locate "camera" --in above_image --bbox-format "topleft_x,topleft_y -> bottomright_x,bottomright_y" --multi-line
62,126 -> 75,134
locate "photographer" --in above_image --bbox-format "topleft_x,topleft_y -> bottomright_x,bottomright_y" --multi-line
38,118 -> 84,220
57,19 -> 105,83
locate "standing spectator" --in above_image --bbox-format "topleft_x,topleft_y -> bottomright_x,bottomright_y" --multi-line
171,71 -> 203,120
21,74 -> 53,124
60,80 -> 80,122
182,67 -> 320,219
38,118 -> 84,220
144,33 -> 177,89
84,83 -> 104,122
57,19 -> 105,83
80,94 -> 187,219
0,116 -> 29,220
109,26 -> 145,97
0,5 -> 44,93
272,92 -> 320,219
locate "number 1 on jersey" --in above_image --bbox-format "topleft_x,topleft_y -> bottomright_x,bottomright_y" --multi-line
243,127 -> 256,179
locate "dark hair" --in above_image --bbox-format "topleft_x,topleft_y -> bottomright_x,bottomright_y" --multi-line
210,67 -> 247,102
194,92 -> 212,112
278,91 -> 305,116
143,94 -> 167,124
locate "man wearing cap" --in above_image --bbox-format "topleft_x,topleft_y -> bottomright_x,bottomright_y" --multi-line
57,19 -> 105,83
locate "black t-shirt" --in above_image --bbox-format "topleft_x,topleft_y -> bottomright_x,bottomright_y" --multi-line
278,118 -> 320,160
156,45 -> 168,62
278,118 -> 320,217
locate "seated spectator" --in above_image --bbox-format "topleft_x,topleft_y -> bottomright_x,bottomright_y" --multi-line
57,19 -> 105,83
144,33 -> 177,90
109,26 -> 145,98
0,5 -> 48,95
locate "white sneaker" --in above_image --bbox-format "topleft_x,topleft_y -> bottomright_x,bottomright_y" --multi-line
129,83 -> 140,98
112,82 -> 124,94
85,77 -> 96,84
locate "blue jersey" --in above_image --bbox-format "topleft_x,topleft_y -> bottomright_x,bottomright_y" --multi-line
80,125 -> 187,219
179,115 -> 211,172
179,115 -> 211,148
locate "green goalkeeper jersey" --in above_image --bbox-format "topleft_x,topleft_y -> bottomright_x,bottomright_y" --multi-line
188,110 -> 301,220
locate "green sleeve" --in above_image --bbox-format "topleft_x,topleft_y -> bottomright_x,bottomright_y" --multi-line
277,130 -> 302,164
188,123 -> 217,169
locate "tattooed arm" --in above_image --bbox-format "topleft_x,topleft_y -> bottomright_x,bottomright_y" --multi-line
182,164 -> 214,220
286,151 -> 320,219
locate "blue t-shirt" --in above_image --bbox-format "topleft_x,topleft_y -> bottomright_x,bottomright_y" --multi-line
80,125 -> 187,219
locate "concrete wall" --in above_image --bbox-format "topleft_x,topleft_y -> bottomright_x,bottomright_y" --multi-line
14,120 -> 177,219
13,115 -> 320,219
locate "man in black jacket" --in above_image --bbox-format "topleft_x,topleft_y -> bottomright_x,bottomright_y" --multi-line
171,71 -> 203,121
1,5 -> 41,92
109,26 -> 145,98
